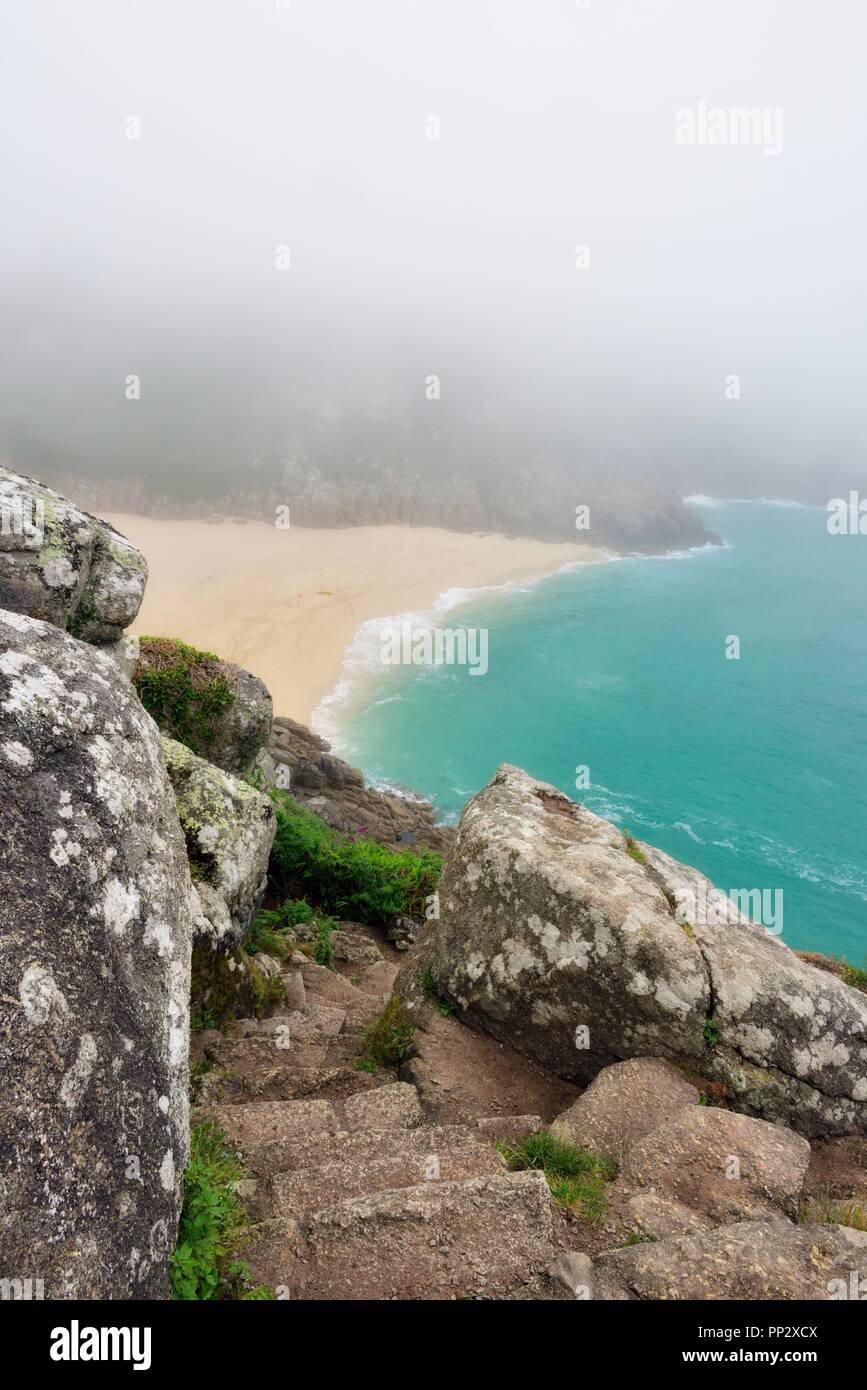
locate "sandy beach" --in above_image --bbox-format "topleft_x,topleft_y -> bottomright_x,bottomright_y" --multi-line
107,516 -> 607,726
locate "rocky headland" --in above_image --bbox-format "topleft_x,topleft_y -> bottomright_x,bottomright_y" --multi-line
0,466 -> 864,1302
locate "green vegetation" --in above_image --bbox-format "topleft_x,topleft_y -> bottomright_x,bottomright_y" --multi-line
312,914 -> 335,969
247,897 -> 337,969
421,962 -> 454,1016
359,995 -> 415,1069
268,790 -> 440,927
191,1005 -> 217,1034
354,1057 -> 378,1074
703,1018 -> 720,1049
798,1196 -> 867,1232
171,1121 -> 273,1300
243,914 -> 295,962
840,958 -> 867,994
133,637 -> 235,750
496,1131 -> 615,1220
623,830 -> 647,865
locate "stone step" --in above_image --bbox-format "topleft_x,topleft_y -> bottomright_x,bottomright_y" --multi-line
295,959 -> 369,1008
298,1171 -> 555,1300
347,960 -> 400,998
258,1003 -> 347,1042
344,1082 -> 423,1132
206,1098 -> 338,1151
272,1144 -> 506,1220
264,1120 -> 495,1175
323,1035 -> 373,1066
475,1115 -> 544,1146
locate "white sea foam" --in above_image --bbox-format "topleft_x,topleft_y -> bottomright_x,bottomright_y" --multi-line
685,494 -> 813,509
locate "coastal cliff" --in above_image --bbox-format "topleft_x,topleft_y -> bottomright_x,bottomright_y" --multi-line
0,469 -> 864,1302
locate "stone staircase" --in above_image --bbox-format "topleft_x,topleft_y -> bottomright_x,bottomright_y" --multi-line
191,929 -> 559,1300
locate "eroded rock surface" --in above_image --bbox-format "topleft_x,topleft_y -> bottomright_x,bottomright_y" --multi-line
409,765 -> 867,1137
0,468 -> 146,643
0,609 -> 192,1297
162,736 -> 275,944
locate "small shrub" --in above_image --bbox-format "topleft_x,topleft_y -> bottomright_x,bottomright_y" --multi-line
191,1006 -> 217,1034
171,1121 -> 272,1300
360,996 -> 415,1069
496,1131 -> 615,1220
268,791 -> 440,926
244,916 -> 294,961
703,1018 -> 720,1049
313,914 -> 336,969
625,1231 -> 657,1246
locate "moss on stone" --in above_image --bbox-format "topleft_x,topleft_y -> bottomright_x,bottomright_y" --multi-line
190,939 -> 284,1027
134,637 -> 235,754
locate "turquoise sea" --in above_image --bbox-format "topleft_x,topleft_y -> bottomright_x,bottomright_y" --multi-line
319,500 -> 867,962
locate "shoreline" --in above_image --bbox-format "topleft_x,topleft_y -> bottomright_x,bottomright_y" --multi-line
107,515 -> 609,727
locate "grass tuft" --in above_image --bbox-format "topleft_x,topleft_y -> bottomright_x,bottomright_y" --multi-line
622,830 -> 647,865
496,1131 -> 615,1221
133,637 -> 235,751
359,996 -> 415,1069
799,1195 -> 867,1231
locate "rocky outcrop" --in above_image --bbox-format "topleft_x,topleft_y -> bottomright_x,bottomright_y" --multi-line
162,737 -> 275,945
134,638 -> 272,777
405,765 -> 867,1138
0,468 -> 147,644
161,735 -> 280,1030
262,715 -> 455,855
0,609 -> 193,1298
587,1220 -> 867,1300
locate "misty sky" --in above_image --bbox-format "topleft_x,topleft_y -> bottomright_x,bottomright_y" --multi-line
1,0 -> 865,499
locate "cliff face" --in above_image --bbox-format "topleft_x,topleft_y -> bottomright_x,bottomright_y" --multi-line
39,458 -> 716,554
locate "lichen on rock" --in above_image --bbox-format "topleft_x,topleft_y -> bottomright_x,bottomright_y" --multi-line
0,607 -> 193,1297
162,736 -> 275,946
0,467 -> 147,644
